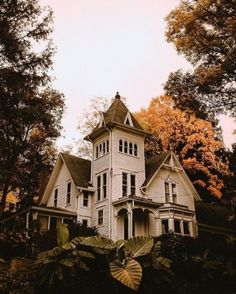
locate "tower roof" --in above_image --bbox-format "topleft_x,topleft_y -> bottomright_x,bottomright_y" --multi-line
85,92 -> 148,140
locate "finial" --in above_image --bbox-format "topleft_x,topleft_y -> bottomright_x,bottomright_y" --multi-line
115,91 -> 120,99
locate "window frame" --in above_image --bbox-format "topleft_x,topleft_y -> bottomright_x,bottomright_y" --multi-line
83,192 -> 89,207
98,209 -> 104,226
66,182 -> 71,205
130,174 -> 136,196
54,188 -> 58,207
122,172 -> 128,197
97,175 -> 101,201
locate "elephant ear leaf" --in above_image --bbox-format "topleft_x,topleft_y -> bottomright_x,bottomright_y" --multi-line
57,221 -> 69,247
80,235 -> 116,250
125,236 -> 153,258
110,258 -> 142,291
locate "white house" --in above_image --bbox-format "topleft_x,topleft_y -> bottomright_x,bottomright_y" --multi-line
40,92 -> 200,240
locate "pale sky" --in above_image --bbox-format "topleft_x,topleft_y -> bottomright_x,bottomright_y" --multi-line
40,0 -> 235,150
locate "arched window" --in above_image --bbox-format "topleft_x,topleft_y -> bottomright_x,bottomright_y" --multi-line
124,141 -> 128,153
119,140 -> 123,152
129,142 -> 133,155
134,144 -> 138,156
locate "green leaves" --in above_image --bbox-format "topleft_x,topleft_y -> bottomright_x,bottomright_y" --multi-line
125,236 -> 154,258
80,235 -> 116,250
110,258 -> 142,291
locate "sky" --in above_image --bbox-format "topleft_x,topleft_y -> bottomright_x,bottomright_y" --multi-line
40,0 -> 235,150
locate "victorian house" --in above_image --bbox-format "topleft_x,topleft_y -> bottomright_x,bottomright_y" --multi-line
38,93 -> 200,240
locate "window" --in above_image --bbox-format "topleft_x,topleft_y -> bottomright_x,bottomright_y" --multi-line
95,140 -> 110,159
164,182 -> 170,203
174,220 -> 181,234
103,173 -> 107,199
130,174 -> 136,195
122,173 -> 128,197
98,209 -> 103,226
97,176 -> 101,201
82,219 -> 88,227
162,220 -> 169,234
129,142 -> 133,155
66,182 -> 71,205
119,139 -> 123,152
134,144 -> 138,156
124,141 -> 128,153
54,188 -> 58,207
83,192 -> 89,207
183,221 -> 190,235
172,183 -> 177,203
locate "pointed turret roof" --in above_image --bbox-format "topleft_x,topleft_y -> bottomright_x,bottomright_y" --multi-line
85,92 -> 148,140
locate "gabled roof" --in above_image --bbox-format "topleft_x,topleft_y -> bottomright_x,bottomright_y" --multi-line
61,153 -> 91,188
85,93 -> 147,140
143,152 -> 171,187
143,151 -> 201,201
41,153 -> 91,204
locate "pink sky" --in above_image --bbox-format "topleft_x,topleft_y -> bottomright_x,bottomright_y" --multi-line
40,0 -> 235,150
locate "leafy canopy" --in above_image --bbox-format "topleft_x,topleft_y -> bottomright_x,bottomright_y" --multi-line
165,0 -> 236,117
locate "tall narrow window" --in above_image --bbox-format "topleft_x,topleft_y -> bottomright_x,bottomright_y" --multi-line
129,142 -> 133,155
174,220 -> 181,234
162,220 -> 169,234
66,182 -> 71,205
102,142 -> 106,154
82,219 -> 88,227
134,144 -> 138,156
119,140 -> 123,152
54,188 -> 58,207
95,146 -> 99,158
98,209 -> 103,225
124,141 -> 128,153
164,182 -> 170,203
122,173 -> 128,197
106,140 -> 109,153
83,192 -> 89,207
172,183 -> 177,203
130,174 -> 136,195
99,144 -> 102,156
97,176 -> 101,201
183,221 -> 190,235
103,173 -> 107,199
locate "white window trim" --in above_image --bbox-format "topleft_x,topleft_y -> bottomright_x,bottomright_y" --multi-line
66,181 -> 72,206
122,172 -> 136,197
124,111 -> 134,127
118,138 -> 138,157
164,178 -> 178,204
96,171 -> 108,202
98,209 -> 104,226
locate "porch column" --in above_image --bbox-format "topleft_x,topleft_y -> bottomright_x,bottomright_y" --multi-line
180,219 -> 184,235
169,213 -> 174,232
127,203 -> 133,238
154,212 -> 161,236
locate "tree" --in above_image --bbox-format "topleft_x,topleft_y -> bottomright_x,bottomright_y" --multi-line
135,96 -> 229,200
0,0 -> 64,215
164,0 -> 236,117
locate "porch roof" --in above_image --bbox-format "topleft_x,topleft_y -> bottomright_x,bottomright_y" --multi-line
112,195 -> 162,208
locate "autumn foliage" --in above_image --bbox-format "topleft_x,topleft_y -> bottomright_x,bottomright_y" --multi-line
135,96 -> 229,200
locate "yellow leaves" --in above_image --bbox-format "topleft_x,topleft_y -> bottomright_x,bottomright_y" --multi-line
135,95 -> 230,199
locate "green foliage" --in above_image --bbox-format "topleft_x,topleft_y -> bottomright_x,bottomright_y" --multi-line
165,0 -> 236,117
0,0 -> 65,214
124,236 -> 154,258
110,258 -> 142,291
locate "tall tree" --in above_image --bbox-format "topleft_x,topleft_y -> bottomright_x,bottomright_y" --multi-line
0,0 -> 64,215
164,0 -> 236,117
135,96 -> 229,201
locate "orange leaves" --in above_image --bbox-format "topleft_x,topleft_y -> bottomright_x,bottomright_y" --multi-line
135,96 -> 229,199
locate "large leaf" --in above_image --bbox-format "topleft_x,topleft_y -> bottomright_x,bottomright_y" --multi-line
110,258 -> 142,291
125,236 -> 154,258
80,236 -> 116,250
57,221 -> 69,247
153,256 -> 172,270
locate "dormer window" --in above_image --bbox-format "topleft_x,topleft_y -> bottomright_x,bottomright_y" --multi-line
54,188 -> 58,207
66,182 -> 71,205
124,112 -> 133,127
